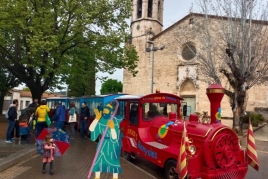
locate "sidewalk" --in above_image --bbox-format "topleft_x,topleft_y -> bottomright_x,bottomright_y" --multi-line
0,121 -> 156,179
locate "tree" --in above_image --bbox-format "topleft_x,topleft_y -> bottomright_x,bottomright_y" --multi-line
0,64 -> 20,114
0,0 -> 138,102
182,0 -> 268,134
65,46 -> 96,97
100,79 -> 123,95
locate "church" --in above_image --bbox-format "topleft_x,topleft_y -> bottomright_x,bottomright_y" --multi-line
122,0 -> 268,118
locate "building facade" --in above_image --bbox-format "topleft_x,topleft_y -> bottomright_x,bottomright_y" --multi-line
2,90 -> 62,115
123,0 -> 268,118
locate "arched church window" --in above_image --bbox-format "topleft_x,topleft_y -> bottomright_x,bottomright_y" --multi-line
148,0 -> 153,18
137,0 -> 142,19
157,1 -> 161,21
182,42 -> 197,61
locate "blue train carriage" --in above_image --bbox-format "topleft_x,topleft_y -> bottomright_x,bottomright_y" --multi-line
76,93 -> 127,130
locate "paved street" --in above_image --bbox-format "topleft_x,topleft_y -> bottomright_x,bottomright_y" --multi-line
0,121 -> 156,179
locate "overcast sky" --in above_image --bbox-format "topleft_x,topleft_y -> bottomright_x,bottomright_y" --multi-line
95,0 -> 195,94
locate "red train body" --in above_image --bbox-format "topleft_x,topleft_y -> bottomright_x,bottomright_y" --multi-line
117,84 -> 248,179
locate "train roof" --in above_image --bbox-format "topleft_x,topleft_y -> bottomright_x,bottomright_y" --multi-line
115,94 -> 144,100
115,93 -> 184,100
79,93 -> 128,98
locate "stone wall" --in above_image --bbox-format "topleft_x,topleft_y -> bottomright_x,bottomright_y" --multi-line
254,107 -> 268,122
124,11 -> 268,118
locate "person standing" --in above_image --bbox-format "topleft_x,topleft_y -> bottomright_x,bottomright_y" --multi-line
42,134 -> 56,175
35,100 -> 50,138
11,116 -> 20,140
5,99 -> 19,143
51,103 -> 66,131
68,102 -> 77,139
28,99 -> 39,133
28,99 -> 39,108
79,102 -> 90,139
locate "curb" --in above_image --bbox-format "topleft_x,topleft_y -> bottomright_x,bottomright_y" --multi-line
253,123 -> 267,132
121,158 -> 157,179
242,123 -> 267,138
0,146 -> 36,173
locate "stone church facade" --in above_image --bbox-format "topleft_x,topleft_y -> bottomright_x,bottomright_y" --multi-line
123,0 -> 268,118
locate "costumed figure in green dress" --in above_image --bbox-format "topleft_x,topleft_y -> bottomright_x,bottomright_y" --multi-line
89,103 -> 123,179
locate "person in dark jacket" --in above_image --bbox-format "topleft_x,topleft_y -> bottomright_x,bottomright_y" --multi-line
52,103 -> 66,131
27,99 -> 38,133
19,106 -> 37,122
28,99 -> 39,108
18,106 -> 37,134
6,99 -> 19,143
79,102 -> 90,139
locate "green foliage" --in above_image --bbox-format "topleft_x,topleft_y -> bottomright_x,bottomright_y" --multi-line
194,111 -> 201,116
0,64 -> 21,114
0,66 -> 20,96
65,46 -> 96,97
0,0 -> 138,100
100,79 -> 122,95
22,87 -> 31,91
242,111 -> 265,126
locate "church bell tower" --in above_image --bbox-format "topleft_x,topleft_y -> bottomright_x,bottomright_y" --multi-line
130,0 -> 164,38
123,0 -> 164,94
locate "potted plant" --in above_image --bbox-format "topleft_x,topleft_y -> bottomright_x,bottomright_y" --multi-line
252,113 -> 265,127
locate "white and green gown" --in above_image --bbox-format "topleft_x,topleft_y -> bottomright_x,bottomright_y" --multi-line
90,116 -> 123,174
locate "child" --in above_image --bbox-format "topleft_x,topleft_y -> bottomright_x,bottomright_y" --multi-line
42,134 -> 56,175
19,120 -> 30,144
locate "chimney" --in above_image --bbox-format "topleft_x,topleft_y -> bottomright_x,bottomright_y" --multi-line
206,84 -> 225,124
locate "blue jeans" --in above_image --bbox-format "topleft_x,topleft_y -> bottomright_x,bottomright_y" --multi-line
6,120 -> 15,141
80,119 -> 88,138
69,122 -> 76,138
35,122 -> 48,138
55,121 -> 65,131
11,120 -> 20,138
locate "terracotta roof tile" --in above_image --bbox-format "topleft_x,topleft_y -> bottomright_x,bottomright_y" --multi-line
19,90 -> 63,98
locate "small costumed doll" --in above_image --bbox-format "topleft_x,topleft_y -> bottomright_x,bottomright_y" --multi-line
89,103 -> 123,179
42,134 -> 56,175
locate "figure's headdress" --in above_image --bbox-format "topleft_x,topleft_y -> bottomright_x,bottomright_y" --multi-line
106,103 -> 113,109
104,103 -> 114,113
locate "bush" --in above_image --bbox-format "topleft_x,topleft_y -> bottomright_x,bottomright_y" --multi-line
242,112 -> 264,126
242,111 -> 252,123
194,111 -> 201,117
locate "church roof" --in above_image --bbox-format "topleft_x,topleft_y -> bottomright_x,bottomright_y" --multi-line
151,12 -> 268,40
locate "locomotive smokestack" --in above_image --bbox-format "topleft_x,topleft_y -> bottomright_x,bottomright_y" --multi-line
206,84 -> 225,124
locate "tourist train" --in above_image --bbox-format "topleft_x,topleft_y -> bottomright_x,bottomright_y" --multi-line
46,84 -> 248,179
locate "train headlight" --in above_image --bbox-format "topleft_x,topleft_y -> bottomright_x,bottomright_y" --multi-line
189,145 -> 196,155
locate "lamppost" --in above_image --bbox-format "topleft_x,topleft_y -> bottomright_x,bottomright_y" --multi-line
146,40 -> 165,93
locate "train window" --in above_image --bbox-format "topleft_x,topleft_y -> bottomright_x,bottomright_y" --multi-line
115,101 -> 125,118
143,103 -> 178,121
47,101 -> 52,109
129,102 -> 138,125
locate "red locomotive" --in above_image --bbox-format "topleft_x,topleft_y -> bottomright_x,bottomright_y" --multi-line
117,84 -> 247,179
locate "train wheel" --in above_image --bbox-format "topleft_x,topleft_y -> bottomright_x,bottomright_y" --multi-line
164,160 -> 179,179
121,150 -> 131,161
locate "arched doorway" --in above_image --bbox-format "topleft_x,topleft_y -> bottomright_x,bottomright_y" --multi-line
180,80 -> 196,116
